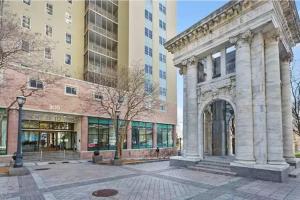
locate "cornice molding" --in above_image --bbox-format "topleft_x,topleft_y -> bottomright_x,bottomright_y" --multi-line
165,0 -> 256,54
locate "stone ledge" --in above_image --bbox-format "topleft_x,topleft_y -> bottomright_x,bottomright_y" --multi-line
286,158 -> 300,168
9,167 -> 30,176
230,162 -> 290,182
170,156 -> 202,167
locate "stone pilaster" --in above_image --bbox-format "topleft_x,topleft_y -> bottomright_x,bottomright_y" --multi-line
231,30 -> 255,163
265,34 -> 285,164
185,56 -> 200,158
280,54 -> 296,163
7,109 -> 18,155
221,48 -> 226,77
251,32 -> 267,164
182,73 -> 188,156
152,123 -> 157,148
80,116 -> 88,152
127,123 -> 132,149
206,55 -> 213,81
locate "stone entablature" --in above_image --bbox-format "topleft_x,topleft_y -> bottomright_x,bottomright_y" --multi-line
165,0 -> 300,55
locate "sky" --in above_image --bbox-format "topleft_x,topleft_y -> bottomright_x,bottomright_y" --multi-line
175,0 -> 300,137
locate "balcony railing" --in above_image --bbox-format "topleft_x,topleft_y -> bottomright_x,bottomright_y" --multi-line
90,44 -> 117,59
88,4 -> 118,23
88,24 -> 117,40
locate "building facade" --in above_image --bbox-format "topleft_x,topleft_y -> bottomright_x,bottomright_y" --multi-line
0,0 -> 177,162
165,0 -> 300,182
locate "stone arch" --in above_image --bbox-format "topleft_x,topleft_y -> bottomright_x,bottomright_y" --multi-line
197,94 -> 236,157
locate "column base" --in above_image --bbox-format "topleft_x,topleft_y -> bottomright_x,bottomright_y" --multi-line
170,156 -> 202,167
285,157 -> 300,168
230,161 -> 290,182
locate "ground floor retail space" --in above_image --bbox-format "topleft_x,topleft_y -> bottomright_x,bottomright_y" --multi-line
0,109 -> 177,161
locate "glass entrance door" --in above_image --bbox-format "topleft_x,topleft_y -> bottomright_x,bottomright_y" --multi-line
22,131 -> 77,152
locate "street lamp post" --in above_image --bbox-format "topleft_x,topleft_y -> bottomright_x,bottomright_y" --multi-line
114,110 -> 120,160
14,96 -> 26,168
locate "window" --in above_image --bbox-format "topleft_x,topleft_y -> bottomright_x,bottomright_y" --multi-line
159,3 -> 166,14
145,9 -> 152,22
66,33 -> 71,44
159,87 -> 167,96
159,36 -> 166,45
226,46 -> 236,74
46,3 -> 53,15
94,93 -> 102,101
144,46 -> 152,57
159,53 -> 166,63
65,54 -> 71,65
132,122 -> 153,149
45,25 -> 52,37
23,0 -> 30,5
212,52 -> 221,78
87,117 -> 125,151
65,86 -> 77,95
197,59 -> 206,83
22,16 -> 30,29
67,0 -> 72,4
65,12 -> 72,24
21,40 -> 29,52
159,20 -> 166,30
29,79 -> 43,89
44,47 -> 51,59
144,80 -> 152,93
157,124 -> 173,147
159,70 -> 166,79
145,27 -> 152,39
145,64 -> 152,75
160,104 -> 166,111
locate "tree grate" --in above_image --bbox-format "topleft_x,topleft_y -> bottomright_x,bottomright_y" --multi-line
92,189 -> 118,197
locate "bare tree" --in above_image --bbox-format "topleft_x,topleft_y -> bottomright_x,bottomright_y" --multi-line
0,6 -> 62,109
291,60 -> 300,138
88,66 -> 160,160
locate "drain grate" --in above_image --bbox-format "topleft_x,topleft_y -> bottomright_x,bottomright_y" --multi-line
48,162 -> 56,164
62,161 -> 69,164
92,189 -> 118,197
35,168 -> 50,171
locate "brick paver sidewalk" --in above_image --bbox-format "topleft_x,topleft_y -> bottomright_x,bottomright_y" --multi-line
1,161 -> 300,200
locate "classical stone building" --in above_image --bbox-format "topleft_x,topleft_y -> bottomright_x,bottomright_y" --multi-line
165,0 -> 300,182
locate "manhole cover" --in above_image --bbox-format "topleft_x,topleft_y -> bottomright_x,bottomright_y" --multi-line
92,189 -> 118,197
35,168 -> 50,171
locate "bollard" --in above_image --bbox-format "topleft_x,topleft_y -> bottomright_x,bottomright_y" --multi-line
40,150 -> 43,161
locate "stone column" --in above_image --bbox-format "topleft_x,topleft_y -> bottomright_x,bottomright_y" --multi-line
185,56 -> 200,158
7,109 -> 18,155
221,48 -> 226,77
127,123 -> 132,149
182,72 -> 188,156
265,35 -> 285,164
152,123 -> 157,148
231,30 -> 255,163
80,116 -> 88,152
206,55 -> 213,81
280,55 -> 295,163
251,32 -> 267,164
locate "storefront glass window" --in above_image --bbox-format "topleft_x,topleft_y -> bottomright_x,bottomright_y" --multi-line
157,124 -> 174,148
88,117 -> 118,151
0,109 -> 7,155
132,121 -> 153,149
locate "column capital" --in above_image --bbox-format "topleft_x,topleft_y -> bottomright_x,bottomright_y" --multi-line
178,56 -> 197,75
281,52 -> 293,63
229,29 -> 253,47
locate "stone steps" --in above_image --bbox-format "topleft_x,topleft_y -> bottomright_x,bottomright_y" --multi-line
289,167 -> 300,178
23,151 -> 80,162
187,159 -> 236,176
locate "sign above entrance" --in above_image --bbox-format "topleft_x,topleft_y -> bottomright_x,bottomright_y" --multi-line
23,111 -> 79,123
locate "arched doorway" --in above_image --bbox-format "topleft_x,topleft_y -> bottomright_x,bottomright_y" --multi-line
203,100 -> 235,156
